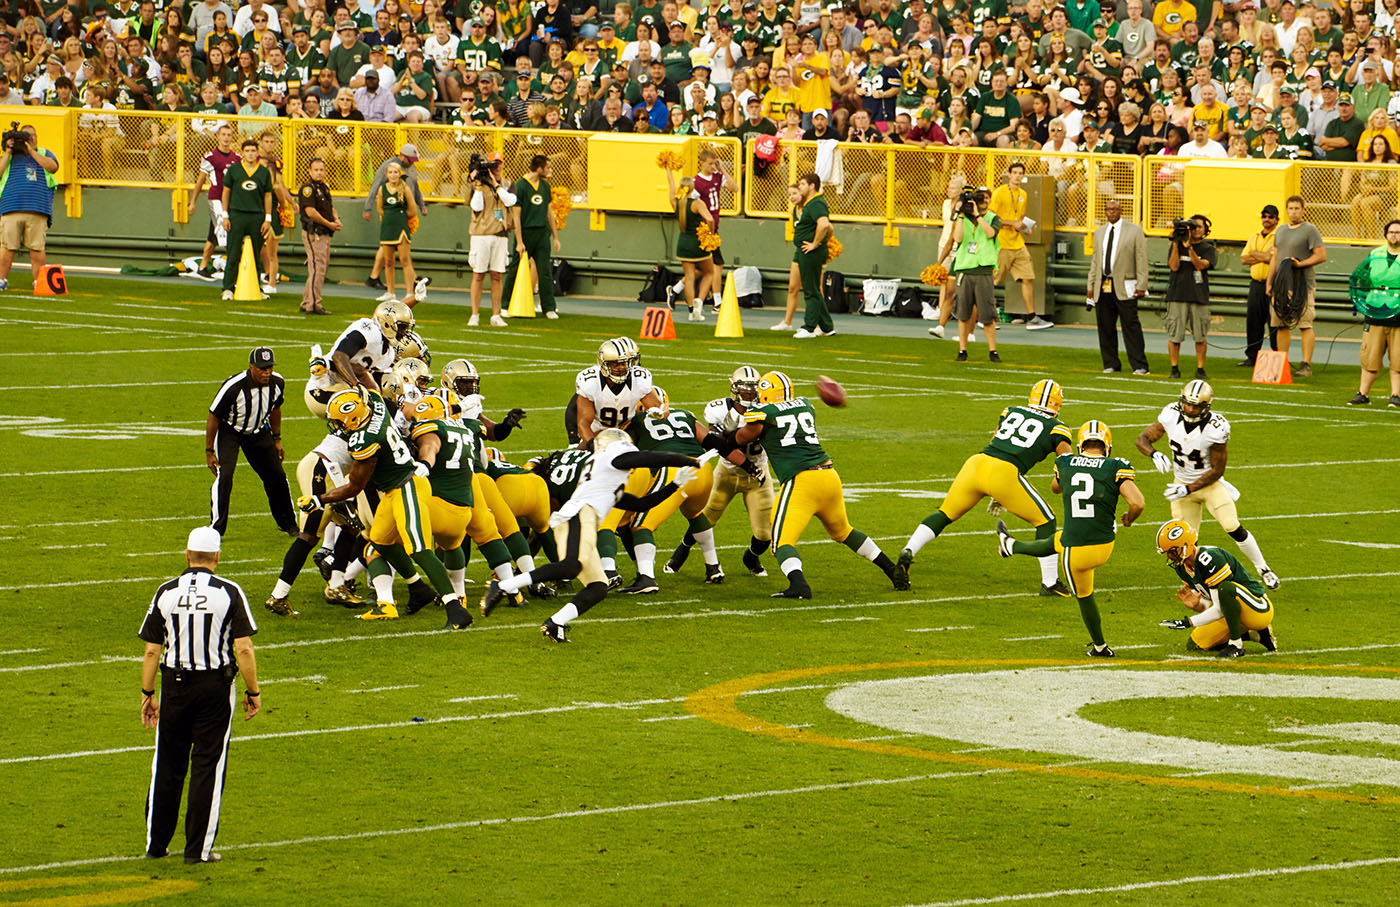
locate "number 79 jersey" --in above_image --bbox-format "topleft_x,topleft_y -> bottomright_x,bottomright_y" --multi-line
742,397 -> 829,485
576,364 -> 654,433
981,405 -> 1074,475
1052,453 -> 1135,546
1158,402 -> 1229,484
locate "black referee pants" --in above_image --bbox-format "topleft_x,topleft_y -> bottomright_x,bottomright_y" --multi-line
146,671 -> 235,862
211,428 -> 295,535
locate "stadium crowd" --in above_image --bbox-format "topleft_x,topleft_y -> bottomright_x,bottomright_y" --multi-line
6,0 -> 1400,164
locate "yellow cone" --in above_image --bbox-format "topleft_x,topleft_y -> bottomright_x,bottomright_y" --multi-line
233,236 -> 262,301
507,256 -> 535,318
714,271 -> 743,338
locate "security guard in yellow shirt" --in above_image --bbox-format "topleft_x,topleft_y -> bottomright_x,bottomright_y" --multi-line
1239,204 -> 1279,366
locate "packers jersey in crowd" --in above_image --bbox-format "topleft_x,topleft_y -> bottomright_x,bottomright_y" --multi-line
347,395 -> 417,491
409,417 -> 481,507
1053,454 -> 1135,547
982,405 -> 1074,474
628,409 -> 704,456
742,397 -> 829,484
575,364 -> 655,432
1158,401 -> 1230,483
1172,544 -> 1268,603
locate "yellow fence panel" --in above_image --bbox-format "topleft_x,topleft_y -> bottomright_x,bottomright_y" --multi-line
1297,160 -> 1400,245
1142,157 -> 1187,236
744,140 -> 793,219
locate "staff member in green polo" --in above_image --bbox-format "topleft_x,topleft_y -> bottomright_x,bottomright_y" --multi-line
792,172 -> 833,339
501,154 -> 562,319
219,138 -> 273,301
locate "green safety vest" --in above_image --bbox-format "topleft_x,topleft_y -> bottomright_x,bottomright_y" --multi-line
0,145 -> 59,195
952,213 -> 999,271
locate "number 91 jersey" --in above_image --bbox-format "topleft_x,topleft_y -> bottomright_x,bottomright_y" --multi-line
981,405 -> 1074,475
1158,402 -> 1229,484
576,364 -> 654,433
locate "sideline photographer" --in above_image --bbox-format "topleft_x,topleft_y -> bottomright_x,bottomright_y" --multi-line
1166,214 -> 1216,380
468,151 -> 515,327
951,186 -> 1002,363
0,122 -> 59,293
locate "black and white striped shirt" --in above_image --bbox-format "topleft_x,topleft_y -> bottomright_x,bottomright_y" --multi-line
209,370 -> 285,436
138,568 -> 258,672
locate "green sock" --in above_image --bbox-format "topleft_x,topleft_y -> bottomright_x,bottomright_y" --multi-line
687,514 -> 711,534
374,543 -> 418,581
480,538 -> 511,570
1078,593 -> 1105,646
409,548 -> 454,598
1012,537 -> 1056,557
632,527 -> 655,547
1035,519 -> 1056,540
597,528 -> 618,560
775,543 -> 799,565
1220,585 -> 1243,639
539,531 -> 559,564
367,554 -> 392,580
442,546 -> 466,570
842,529 -> 869,553
503,531 -> 530,563
921,512 -> 951,537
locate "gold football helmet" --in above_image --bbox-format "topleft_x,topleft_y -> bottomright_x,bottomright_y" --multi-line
1076,420 -> 1113,455
393,358 -> 433,393
730,365 -> 761,404
647,386 -> 670,420
411,393 -> 449,424
1179,379 -> 1214,422
441,358 -> 480,396
597,337 -> 640,386
1155,519 -> 1198,566
1029,378 -> 1064,415
378,371 -> 407,406
394,329 -> 430,366
373,299 -> 415,341
326,387 -> 375,437
755,370 -> 794,405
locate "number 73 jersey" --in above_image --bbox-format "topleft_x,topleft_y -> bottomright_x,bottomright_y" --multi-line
1053,453 -> 1135,546
743,397 -> 829,485
1158,402 -> 1229,484
982,405 -> 1074,474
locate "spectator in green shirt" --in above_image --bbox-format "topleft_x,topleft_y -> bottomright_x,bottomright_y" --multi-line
328,25 -> 371,86
392,51 -> 434,122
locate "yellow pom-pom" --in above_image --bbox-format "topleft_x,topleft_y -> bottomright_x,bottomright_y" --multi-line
656,151 -> 684,171
920,264 -> 948,286
279,204 -> 295,229
826,237 -> 842,263
697,221 -> 721,252
407,215 -> 419,236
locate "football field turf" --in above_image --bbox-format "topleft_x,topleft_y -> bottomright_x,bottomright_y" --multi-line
2,280 -> 1399,905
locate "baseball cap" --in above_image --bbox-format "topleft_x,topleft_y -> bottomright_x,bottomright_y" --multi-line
1262,123 -> 1279,132
363,71 -> 379,81
812,107 -> 829,118
517,70 -> 533,79
250,346 -> 275,367
400,143 -> 419,161
293,24 -> 309,35
742,1 -> 758,10
1339,91 -> 1354,104
1250,101 -> 1267,112
470,17 -> 485,26
1059,87 -> 1082,106
1082,119 -> 1100,131
1261,204 -> 1279,216
1091,17 -> 1107,28
1280,84 -> 1297,95
186,526 -> 222,554
746,95 -> 762,106
1305,67 -> 1321,78
338,22 -> 358,32
46,53 -> 61,65
1192,118 -> 1208,128
246,83 -> 263,93
1323,80 -> 1338,91
917,108 -> 933,120
669,20 -> 686,30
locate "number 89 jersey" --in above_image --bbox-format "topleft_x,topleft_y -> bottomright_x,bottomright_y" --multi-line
981,405 -> 1074,475
743,397 -> 829,485
1158,402 -> 1229,484
576,364 -> 654,433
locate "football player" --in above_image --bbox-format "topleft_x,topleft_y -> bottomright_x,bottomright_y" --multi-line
483,446 -> 562,577
440,359 -> 528,446
480,428 -> 702,642
327,300 -> 415,392
1134,380 -> 1280,590
722,371 -> 905,599
1154,519 -> 1278,658
393,330 -> 431,367
895,379 -> 1074,596
666,366 -> 774,578
300,387 -> 467,623
996,421 -> 1145,657
570,338 -> 662,444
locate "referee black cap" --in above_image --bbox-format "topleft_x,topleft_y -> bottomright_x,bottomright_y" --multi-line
250,347 -> 275,368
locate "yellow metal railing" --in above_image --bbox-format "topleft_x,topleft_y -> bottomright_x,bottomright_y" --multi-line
1295,159 -> 1400,245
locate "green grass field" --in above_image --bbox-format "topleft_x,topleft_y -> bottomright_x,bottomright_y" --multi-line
2,279 -> 1399,906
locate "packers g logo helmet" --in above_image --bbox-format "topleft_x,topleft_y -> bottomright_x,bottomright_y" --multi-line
394,329 -> 431,366
1179,379 -> 1214,422
393,357 -> 433,393
373,299 -> 415,341
441,358 -> 481,396
1029,378 -> 1063,414
326,388 -> 374,437
597,337 -> 640,386
1155,519 -> 1198,565
756,371 -> 794,405
411,394 -> 449,424
430,386 -> 462,420
1076,420 -> 1113,455
730,365 -> 761,404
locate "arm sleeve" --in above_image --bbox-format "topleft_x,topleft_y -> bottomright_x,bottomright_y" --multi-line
137,591 -> 165,644
498,186 -> 518,206
611,450 -> 700,470
271,376 -> 285,410
471,189 -> 485,212
617,485 -> 679,512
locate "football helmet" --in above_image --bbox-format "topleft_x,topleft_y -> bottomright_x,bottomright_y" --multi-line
429,386 -> 462,420
1029,378 -> 1064,415
1076,420 -> 1113,455
593,426 -> 631,454
597,337 -> 640,386
378,371 -> 407,406
1155,519 -> 1198,566
373,299 -> 415,341
730,365 -> 761,405
647,386 -> 670,420
755,371 -> 793,405
394,330 -> 431,366
393,358 -> 433,393
441,358 -> 480,397
1179,379 -> 1213,423
411,393 -> 449,424
326,387 -> 375,437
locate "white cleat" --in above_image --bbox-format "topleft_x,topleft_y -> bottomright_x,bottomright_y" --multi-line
490,314 -> 508,327
375,290 -> 395,302
995,519 -> 1015,558
545,311 -> 559,319
1260,567 -> 1281,590
793,328 -> 818,339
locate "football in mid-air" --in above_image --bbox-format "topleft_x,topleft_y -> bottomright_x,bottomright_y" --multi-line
816,375 -> 846,407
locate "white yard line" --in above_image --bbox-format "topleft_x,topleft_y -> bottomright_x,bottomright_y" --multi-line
906,626 -> 978,633
344,685 -> 420,694
445,693 -> 519,704
1003,635 -> 1063,642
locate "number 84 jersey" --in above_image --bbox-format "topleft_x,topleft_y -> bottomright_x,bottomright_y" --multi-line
1158,402 -> 1229,484
576,364 -> 655,433
981,405 -> 1074,475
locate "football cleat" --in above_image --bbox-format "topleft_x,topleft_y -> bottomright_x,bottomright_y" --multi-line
312,546 -> 334,581
404,581 -> 439,615
893,549 -> 913,587
742,550 -> 767,576
605,569 -> 624,590
323,583 -> 364,607
665,281 -> 679,311
1087,644 -> 1115,657
622,574 -> 660,594
1041,581 -> 1072,598
1260,568 -> 1281,590
509,589 -> 527,607
663,544 -> 690,574
771,583 -> 813,600
704,563 -> 725,585
444,597 -> 474,630
480,581 -> 506,617
1217,642 -> 1245,658
995,520 -> 1014,558
1254,626 -> 1279,653
889,563 -> 910,591
540,618 -> 570,643
1159,617 -> 1191,629
264,595 -> 299,617
527,582 -> 557,599
358,601 -> 399,621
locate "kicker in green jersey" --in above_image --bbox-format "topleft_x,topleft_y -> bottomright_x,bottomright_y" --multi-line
982,405 -> 1073,474
1052,454 -> 1135,547
743,397 -> 830,485
1173,545 -> 1269,605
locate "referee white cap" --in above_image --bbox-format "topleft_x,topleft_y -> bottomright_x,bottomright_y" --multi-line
187,526 -> 222,553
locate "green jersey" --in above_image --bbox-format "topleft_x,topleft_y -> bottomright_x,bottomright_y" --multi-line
1172,545 -> 1268,604
513,175 -> 552,231
484,451 -> 530,480
793,193 -> 829,248
224,161 -> 272,214
347,396 -> 418,492
743,397 -> 829,485
409,418 -> 480,506
627,408 -> 703,455
1052,453 -> 1134,546
541,449 -> 594,503
980,405 -> 1073,474
457,36 -> 503,72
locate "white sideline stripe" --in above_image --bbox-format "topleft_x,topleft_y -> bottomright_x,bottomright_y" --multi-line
344,685 -> 419,694
1320,539 -> 1400,550
1,464 -> 206,478
819,616 -> 880,623
0,379 -> 213,391
638,714 -> 700,722
0,343 -> 296,358
40,543 -> 108,550
906,626 -> 977,633
0,770 -> 1003,876
0,648 -> 43,656
445,693 -> 519,704
1111,644 -> 1161,650
894,856 -> 1400,907
261,675 -> 327,685
1003,635 -> 1063,642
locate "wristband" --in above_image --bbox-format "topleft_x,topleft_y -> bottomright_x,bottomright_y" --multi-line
271,433 -> 281,440
246,690 -> 260,698
142,688 -> 155,697
265,214 -> 272,222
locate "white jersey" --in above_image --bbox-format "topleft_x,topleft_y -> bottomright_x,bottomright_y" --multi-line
704,397 -> 767,468
334,317 -> 396,376
1159,403 -> 1230,484
575,365 -> 654,432
557,438 -> 638,522
312,432 -> 353,475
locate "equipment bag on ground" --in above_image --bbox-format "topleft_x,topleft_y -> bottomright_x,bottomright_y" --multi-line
552,259 -> 576,296
734,265 -> 765,308
861,278 -> 899,316
638,264 -> 678,303
823,270 -> 848,314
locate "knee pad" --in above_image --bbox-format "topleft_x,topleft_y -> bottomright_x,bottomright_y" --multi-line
1227,526 -> 1249,542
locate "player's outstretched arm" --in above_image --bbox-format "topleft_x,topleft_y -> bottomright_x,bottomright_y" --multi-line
1120,480 -> 1146,527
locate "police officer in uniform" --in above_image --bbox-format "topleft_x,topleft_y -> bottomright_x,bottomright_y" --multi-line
140,526 -> 261,864
298,157 -> 340,315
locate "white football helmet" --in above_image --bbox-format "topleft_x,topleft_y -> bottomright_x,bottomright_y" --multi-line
593,426 -> 631,455
730,366 -> 760,405
1179,380 -> 1213,423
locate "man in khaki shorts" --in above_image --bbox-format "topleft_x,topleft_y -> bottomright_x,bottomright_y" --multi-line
1267,195 -> 1327,379
1165,214 -> 1216,380
468,152 -> 514,327
989,161 -> 1053,329
0,124 -> 58,292
1349,219 -> 1400,408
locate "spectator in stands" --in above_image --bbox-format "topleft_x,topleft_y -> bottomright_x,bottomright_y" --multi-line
237,83 -> 276,122
355,71 -> 395,123
1165,213 -> 1216,380
1352,61 -> 1390,124
1176,120 -> 1227,157
391,51 -> 433,123
0,124 -> 58,293
1079,118 -> 1112,152
1055,87 -> 1085,139
1267,195 -> 1326,379
858,44 -> 900,128
1318,91 -> 1363,161
328,24 -> 370,87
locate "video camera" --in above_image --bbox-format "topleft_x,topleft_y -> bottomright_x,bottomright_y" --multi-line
959,187 -> 978,217
3,121 -> 28,154
468,152 -> 499,184
1171,218 -> 1195,243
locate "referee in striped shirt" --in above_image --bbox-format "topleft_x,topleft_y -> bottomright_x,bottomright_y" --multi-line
140,526 -> 261,865
206,347 -> 296,535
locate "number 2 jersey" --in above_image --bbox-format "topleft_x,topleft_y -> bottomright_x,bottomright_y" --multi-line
1158,402 -> 1229,484
743,397 -> 829,485
1052,453 -> 1135,546
575,364 -> 654,433
346,395 -> 417,492
982,405 -> 1073,474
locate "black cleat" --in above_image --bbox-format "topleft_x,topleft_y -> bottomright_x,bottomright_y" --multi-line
605,570 -> 623,591
1087,644 -> 1115,657
664,544 -> 691,574
771,583 -> 813,599
995,520 -> 1014,558
404,581 -> 439,615
312,546 -> 334,581
742,549 -> 767,576
540,618 -> 570,643
1159,617 -> 1191,629
893,549 -> 913,588
988,351 -> 1002,363
955,350 -> 968,362
480,580 -> 506,616
1255,626 -> 1278,653
443,597 -> 474,630
622,574 -> 660,594
144,848 -> 169,860
888,561 -> 909,591
1169,365 -> 1181,379
185,852 -> 222,864
704,563 -> 725,585
1217,642 -> 1245,658
1041,581 -> 1072,598
527,582 -> 557,599
365,275 -> 386,290
1195,367 -> 1208,380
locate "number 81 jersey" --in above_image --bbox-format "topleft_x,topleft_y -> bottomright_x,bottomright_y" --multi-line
1158,402 -> 1229,484
981,405 -> 1074,474
576,364 -> 654,432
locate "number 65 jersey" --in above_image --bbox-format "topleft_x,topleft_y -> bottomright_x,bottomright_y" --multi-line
1158,402 -> 1229,484
575,364 -> 654,433
982,405 -> 1074,474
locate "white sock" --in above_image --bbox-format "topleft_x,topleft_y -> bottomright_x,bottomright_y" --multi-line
493,562 -> 517,582
323,524 -> 340,547
1229,636 -> 1243,648
404,572 -> 421,584
635,542 -> 657,577
517,554 -> 536,573
712,291 -> 722,306
905,523 -> 936,556
780,556 -> 803,577
1039,554 -> 1059,586
371,573 -> 394,603
855,537 -> 882,562
671,279 -> 684,295
600,556 -> 616,572
344,559 -> 364,581
1190,603 -> 1223,627
500,571 -> 531,594
551,602 -> 580,626
271,579 -> 292,598
448,568 -> 465,598
329,570 -> 346,588
694,528 -> 718,566
1234,530 -> 1268,572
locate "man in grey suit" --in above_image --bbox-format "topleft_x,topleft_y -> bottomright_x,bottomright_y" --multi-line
1086,199 -> 1151,374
